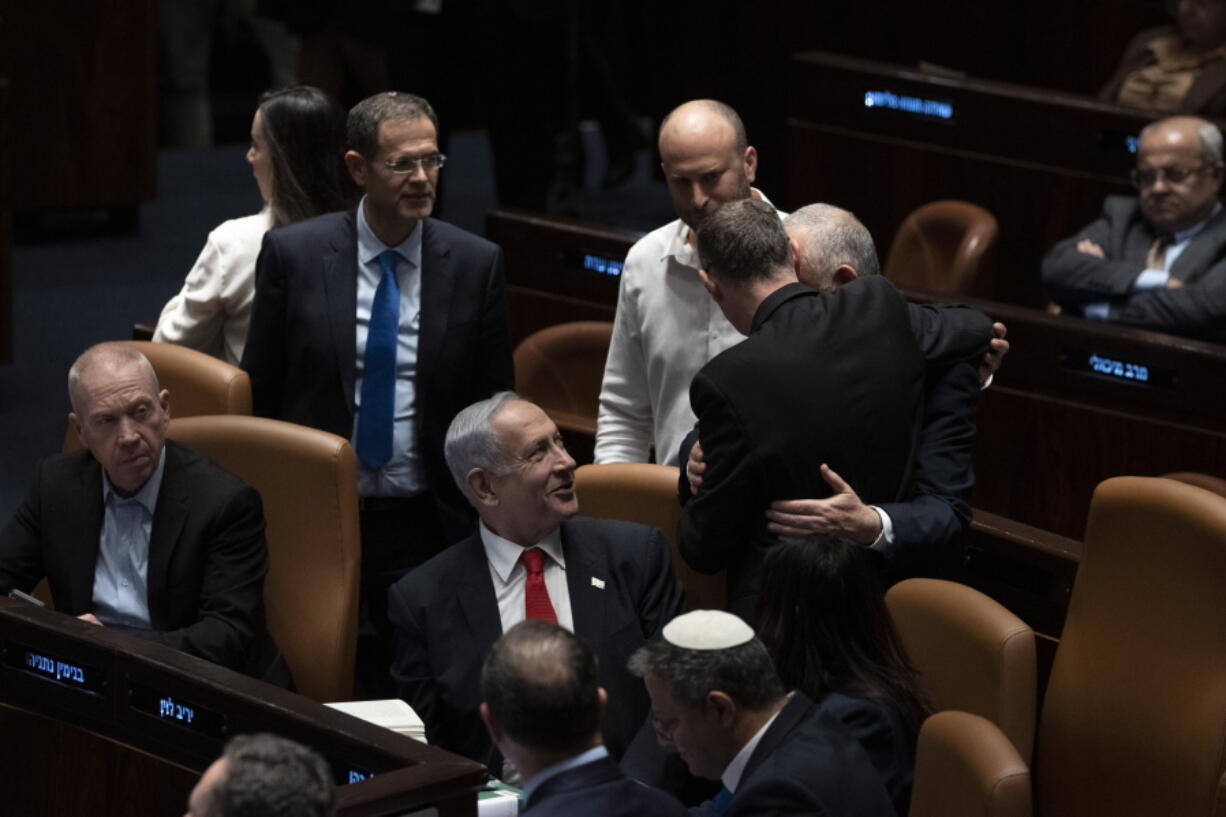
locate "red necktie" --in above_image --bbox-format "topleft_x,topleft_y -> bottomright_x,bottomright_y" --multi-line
520,547 -> 558,624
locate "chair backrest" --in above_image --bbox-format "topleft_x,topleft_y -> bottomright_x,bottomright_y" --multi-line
62,340 -> 251,452
1037,476 -> 1226,817
909,710 -> 1032,817
884,200 -> 998,296
1163,471 -> 1226,499
574,462 -> 724,611
886,578 -> 1036,762
167,415 -> 360,703
513,321 -> 613,436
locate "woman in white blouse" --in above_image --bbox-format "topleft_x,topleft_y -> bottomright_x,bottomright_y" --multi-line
154,86 -> 353,364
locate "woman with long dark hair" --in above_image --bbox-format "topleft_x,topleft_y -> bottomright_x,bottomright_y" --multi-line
154,86 -> 353,364
754,534 -> 930,817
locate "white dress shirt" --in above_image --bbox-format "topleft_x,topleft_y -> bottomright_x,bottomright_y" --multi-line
595,195 -> 780,466
479,521 -> 574,632
153,209 -> 272,366
92,447 -> 167,629
353,199 -> 426,497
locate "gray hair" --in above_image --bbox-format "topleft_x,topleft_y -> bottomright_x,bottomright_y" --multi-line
204,733 -> 334,817
628,633 -> 784,713
784,204 -> 880,291
68,342 -> 160,415
658,99 -> 748,153
1139,117 -> 1224,164
444,391 -> 520,501
696,198 -> 791,285
346,91 -> 439,158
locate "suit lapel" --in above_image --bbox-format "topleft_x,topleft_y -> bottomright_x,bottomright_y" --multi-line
67,455 -> 105,612
454,533 -> 503,648
1170,210 -> 1226,284
739,693 -> 811,785
323,211 -> 360,412
563,520 -> 609,644
417,219 -> 454,396
146,444 -> 190,628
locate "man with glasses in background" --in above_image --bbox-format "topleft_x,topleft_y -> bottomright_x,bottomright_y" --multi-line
242,91 -> 513,695
1042,115 -> 1226,341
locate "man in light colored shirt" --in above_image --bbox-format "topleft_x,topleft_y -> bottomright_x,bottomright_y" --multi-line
1042,115 -> 1226,341
629,610 -> 894,817
0,343 -> 286,682
479,620 -> 687,817
595,99 -> 773,466
388,393 -> 682,773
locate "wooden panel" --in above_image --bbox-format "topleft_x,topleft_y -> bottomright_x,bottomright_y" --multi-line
786,51 -> 1158,307
6,0 -> 157,209
0,598 -> 484,817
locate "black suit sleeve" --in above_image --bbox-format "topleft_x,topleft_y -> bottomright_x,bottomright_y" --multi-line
0,461 -> 49,596
1108,257 -> 1226,336
678,371 -> 766,575
241,232 -> 288,419
135,485 -> 270,672
638,526 -> 685,635
388,580 -> 448,747
904,303 -> 993,367
476,246 -> 515,396
1041,211 -> 1146,305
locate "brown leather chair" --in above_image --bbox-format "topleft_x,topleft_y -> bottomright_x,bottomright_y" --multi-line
513,321 -> 613,436
886,578 -> 1036,762
1036,476 -> 1226,817
62,340 -> 251,452
884,200 -> 998,296
167,415 -> 360,703
1163,471 -> 1226,499
909,711 -> 1032,817
574,462 -> 724,611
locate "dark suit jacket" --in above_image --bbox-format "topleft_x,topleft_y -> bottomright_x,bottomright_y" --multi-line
241,209 -> 514,539
525,754 -> 688,817
388,515 -> 684,770
1041,195 -> 1226,342
725,693 -> 896,817
821,693 -> 917,817
679,277 -> 990,616
0,441 -> 285,681
1099,25 -> 1226,116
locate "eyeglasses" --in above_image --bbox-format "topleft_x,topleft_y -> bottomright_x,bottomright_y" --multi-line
380,153 -> 446,174
1130,164 -> 1206,188
650,711 -> 680,740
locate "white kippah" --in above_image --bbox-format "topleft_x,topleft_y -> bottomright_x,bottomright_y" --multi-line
662,610 -> 754,650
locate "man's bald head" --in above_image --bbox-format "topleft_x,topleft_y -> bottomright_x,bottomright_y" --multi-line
480,620 -> 602,752
67,342 -> 160,416
784,204 -> 880,292
1135,115 -> 1225,233
657,100 -> 757,232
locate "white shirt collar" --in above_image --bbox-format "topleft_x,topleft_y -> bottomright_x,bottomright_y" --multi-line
355,195 -> 422,269
101,446 -> 167,513
479,520 -> 566,583
721,695 -> 789,793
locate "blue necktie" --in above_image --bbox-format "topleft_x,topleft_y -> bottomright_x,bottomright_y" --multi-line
356,250 -> 400,470
706,786 -> 733,817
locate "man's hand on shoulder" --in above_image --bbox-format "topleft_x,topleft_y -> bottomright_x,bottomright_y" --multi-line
980,321 -> 1009,386
764,464 -> 882,545
686,441 -> 706,495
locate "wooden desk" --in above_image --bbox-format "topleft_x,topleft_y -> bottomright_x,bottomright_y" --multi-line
786,51 -> 1158,307
0,598 -> 484,817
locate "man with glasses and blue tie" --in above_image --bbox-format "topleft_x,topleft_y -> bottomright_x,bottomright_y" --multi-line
1042,115 -> 1226,341
242,91 -> 513,695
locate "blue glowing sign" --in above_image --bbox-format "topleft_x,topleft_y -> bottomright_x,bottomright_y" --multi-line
863,90 -> 954,121
1087,353 -> 1149,382
159,696 -> 195,724
3,643 -> 105,695
1062,348 -> 1174,389
348,770 -> 371,784
582,254 -> 623,276
1126,136 -> 1140,154
128,682 -> 226,738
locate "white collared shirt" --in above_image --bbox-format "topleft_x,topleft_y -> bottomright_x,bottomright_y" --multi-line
721,698 -> 788,794
479,521 -> 574,632
92,447 -> 167,629
353,198 -> 425,497
595,192 -> 780,466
